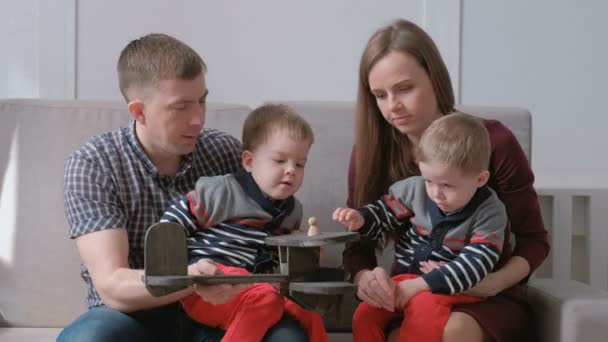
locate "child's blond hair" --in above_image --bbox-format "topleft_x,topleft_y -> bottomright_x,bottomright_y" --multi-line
117,33 -> 206,102
242,104 -> 314,151
418,112 -> 490,175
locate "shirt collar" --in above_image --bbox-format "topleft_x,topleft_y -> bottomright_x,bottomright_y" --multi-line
125,120 -> 195,178
233,168 -> 295,221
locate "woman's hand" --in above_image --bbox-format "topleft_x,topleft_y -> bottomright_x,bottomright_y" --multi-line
187,259 -> 250,305
461,272 -> 501,298
354,267 -> 396,311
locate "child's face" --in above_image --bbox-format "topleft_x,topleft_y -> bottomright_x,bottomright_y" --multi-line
242,130 -> 311,200
418,161 -> 489,213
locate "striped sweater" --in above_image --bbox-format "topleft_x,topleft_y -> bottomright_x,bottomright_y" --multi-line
161,169 -> 302,273
358,176 -> 507,295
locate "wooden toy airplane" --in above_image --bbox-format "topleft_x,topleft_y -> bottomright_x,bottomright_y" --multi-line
143,217 -> 359,319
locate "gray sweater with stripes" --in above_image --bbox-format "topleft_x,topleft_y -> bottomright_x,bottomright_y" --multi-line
358,176 -> 507,295
161,169 -> 302,273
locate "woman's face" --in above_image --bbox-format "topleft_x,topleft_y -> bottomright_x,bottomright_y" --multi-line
368,50 -> 442,144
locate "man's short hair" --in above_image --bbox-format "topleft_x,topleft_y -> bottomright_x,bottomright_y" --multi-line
242,104 -> 314,151
418,112 -> 491,175
117,33 -> 206,101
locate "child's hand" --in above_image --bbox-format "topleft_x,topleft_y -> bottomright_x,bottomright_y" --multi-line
395,277 -> 430,309
418,260 -> 446,274
332,207 -> 364,231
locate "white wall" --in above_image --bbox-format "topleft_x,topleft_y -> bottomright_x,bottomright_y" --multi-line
0,0 -> 74,99
460,0 -> 608,177
0,0 -> 38,97
76,0 -> 424,105
4,1 -> 608,175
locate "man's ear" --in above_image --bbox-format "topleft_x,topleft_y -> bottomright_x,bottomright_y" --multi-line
127,99 -> 146,125
477,170 -> 490,187
242,150 -> 254,171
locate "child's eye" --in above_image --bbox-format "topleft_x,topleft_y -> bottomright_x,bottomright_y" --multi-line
296,163 -> 305,168
273,159 -> 285,164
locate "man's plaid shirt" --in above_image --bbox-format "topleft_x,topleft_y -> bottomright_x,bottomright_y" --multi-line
63,122 -> 242,308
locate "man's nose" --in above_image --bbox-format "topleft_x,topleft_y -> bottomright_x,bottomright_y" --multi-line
190,107 -> 205,127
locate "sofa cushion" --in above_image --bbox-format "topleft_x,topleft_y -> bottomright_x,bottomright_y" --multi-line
0,99 -> 250,327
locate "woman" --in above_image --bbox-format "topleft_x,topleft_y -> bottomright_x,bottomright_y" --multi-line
343,19 -> 549,342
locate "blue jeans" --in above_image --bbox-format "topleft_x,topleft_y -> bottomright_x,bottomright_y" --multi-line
57,303 -> 308,342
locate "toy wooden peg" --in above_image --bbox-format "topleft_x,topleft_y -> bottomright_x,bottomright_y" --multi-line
307,217 -> 320,236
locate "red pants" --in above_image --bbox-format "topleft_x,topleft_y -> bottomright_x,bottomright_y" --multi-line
352,274 -> 482,342
182,264 -> 327,342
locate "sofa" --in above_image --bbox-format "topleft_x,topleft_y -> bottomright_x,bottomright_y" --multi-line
1,98 -> 607,342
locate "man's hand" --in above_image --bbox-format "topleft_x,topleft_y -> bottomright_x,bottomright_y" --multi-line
332,208 -> 364,231
353,267 -> 396,312
188,259 -> 250,305
395,277 -> 429,309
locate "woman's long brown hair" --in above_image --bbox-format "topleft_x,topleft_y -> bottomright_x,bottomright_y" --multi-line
353,19 -> 455,207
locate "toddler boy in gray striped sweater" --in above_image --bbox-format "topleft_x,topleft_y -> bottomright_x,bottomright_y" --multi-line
333,113 -> 507,341
161,103 -> 327,342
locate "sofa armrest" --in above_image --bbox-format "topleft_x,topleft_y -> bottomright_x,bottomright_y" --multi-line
528,278 -> 608,342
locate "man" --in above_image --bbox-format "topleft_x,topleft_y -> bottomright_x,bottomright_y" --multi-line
58,33 -> 307,342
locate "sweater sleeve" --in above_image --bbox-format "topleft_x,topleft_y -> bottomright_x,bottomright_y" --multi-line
422,196 -> 507,294
160,175 -> 233,237
357,188 -> 413,244
486,120 -> 550,273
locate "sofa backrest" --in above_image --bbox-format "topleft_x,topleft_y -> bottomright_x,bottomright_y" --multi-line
0,99 -> 531,328
0,99 -> 251,327
284,101 -> 532,270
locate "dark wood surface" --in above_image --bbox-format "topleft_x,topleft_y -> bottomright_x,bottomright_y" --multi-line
289,281 -> 356,295
144,222 -> 189,296
265,231 -> 359,247
146,274 -> 289,286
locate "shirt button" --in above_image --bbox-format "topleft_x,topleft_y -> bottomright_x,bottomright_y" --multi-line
431,241 -> 439,248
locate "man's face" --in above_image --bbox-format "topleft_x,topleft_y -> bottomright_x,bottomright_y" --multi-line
140,75 -> 208,157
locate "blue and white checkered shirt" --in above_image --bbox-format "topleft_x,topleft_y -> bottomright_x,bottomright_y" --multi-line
63,121 -> 242,308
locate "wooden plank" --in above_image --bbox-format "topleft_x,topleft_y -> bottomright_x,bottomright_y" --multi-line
290,281 -> 356,295
144,222 -> 189,296
552,194 -> 572,281
146,274 -> 289,287
589,191 -> 608,289
265,231 -> 359,247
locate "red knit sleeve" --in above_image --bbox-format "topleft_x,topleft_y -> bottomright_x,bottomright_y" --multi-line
486,120 -> 550,273
342,146 -> 379,280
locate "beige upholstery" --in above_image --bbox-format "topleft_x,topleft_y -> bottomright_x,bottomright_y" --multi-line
1,99 -> 606,341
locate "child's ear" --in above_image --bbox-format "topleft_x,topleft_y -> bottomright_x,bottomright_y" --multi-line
127,99 -> 146,125
477,170 -> 490,187
242,150 -> 254,171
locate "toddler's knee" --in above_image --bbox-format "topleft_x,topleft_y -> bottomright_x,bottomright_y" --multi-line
352,303 -> 376,328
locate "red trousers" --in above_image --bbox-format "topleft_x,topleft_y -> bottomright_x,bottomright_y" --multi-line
182,264 -> 327,342
352,274 -> 482,342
